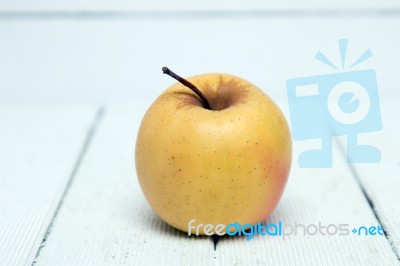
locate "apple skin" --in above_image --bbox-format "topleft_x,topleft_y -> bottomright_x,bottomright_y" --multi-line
135,73 -> 292,234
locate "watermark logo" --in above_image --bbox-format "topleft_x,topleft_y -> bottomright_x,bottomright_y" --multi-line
188,219 -> 384,241
286,39 -> 382,168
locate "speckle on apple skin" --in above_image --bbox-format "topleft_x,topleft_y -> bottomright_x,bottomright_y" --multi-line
135,73 -> 291,234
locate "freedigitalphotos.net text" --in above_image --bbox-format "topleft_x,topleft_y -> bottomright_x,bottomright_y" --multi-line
188,219 -> 384,240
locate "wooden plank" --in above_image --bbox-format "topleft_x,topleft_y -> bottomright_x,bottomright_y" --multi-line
1,16 -> 399,264
34,104 -> 214,265
211,100 -> 399,265
1,0 -> 400,13
214,143 -> 399,265
1,18 -> 400,105
0,106 -> 99,265
35,103 -> 399,264
337,98 -> 400,259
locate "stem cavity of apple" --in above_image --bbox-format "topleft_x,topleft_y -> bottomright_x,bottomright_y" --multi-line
162,67 -> 211,110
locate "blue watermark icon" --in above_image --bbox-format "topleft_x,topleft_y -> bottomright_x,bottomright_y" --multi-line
286,39 -> 382,168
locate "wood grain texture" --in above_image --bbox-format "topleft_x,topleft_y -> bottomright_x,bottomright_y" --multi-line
215,143 -> 399,265
0,106 -> 98,265
213,101 -> 399,265
1,12 -> 399,266
34,104 -> 215,265
34,103 -> 399,265
337,99 -> 400,260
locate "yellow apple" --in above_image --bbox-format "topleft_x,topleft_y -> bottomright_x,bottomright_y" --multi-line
135,67 -> 292,235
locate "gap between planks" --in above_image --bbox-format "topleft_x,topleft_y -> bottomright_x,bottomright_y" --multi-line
32,106 -> 106,265
28,105 -> 400,263
335,138 -> 400,262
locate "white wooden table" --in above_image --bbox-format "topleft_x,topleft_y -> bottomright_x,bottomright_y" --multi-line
1,2 -> 400,265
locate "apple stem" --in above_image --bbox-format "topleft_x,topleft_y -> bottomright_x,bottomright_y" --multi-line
162,67 -> 211,110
